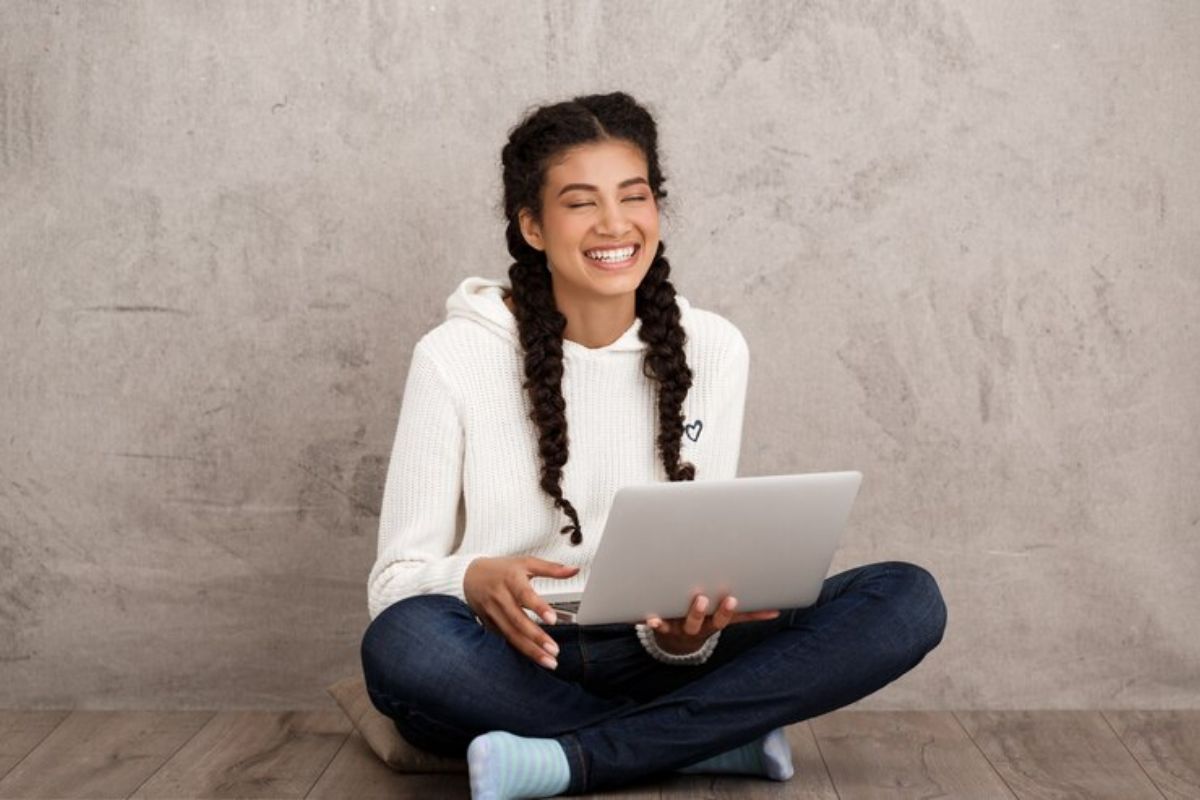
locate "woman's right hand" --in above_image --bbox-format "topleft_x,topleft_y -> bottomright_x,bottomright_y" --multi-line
464,556 -> 579,670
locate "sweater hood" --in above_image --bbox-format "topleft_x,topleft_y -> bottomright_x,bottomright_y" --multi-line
444,275 -> 691,357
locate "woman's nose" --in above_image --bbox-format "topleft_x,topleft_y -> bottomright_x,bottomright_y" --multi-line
595,199 -> 632,235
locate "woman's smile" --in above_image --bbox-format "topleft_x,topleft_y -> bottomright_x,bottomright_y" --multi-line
584,243 -> 640,271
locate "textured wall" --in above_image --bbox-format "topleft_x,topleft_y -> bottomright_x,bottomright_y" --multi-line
1,1 -> 1197,710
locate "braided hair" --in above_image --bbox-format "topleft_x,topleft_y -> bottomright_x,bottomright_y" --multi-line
499,91 -> 695,546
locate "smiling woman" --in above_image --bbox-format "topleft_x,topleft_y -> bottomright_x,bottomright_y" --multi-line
360,91 -> 947,799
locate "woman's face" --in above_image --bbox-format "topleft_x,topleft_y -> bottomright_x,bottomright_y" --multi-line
518,138 -> 660,302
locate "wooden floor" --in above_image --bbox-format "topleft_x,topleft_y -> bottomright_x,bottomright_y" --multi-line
0,709 -> 1197,799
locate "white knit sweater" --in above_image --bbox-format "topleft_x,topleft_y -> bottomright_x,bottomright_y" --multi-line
367,276 -> 749,664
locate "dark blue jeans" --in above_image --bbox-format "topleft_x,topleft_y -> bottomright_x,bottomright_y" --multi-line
361,560 -> 947,795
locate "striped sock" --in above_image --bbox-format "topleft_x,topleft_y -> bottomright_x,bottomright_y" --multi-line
466,730 -> 571,800
676,726 -> 795,780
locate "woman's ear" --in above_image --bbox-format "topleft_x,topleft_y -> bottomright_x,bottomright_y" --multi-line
518,208 -> 545,252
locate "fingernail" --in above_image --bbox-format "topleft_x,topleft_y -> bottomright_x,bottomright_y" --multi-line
539,655 -> 558,670
647,619 -> 659,630
542,609 -> 557,625
727,598 -> 738,610
697,596 -> 709,611
544,640 -> 560,657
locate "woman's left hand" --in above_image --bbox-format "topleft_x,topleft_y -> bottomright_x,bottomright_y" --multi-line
645,594 -> 782,655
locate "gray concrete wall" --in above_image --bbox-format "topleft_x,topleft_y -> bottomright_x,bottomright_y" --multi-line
1,0 -> 1196,710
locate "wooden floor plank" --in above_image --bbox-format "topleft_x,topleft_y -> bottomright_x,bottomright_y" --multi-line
957,710 -> 1164,800
304,729 -> 469,799
582,780 -> 663,799
810,710 -> 1015,799
0,711 -> 70,782
1105,710 -> 1200,800
2,708 -> 1188,799
131,710 -> 349,799
0,711 -> 213,800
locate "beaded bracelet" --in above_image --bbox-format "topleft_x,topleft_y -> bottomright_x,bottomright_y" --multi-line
635,623 -> 721,665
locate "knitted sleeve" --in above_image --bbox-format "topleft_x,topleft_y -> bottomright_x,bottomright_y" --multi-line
366,339 -> 477,621
635,624 -> 721,665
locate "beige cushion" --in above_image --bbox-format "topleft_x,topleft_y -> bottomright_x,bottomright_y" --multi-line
326,675 -> 468,773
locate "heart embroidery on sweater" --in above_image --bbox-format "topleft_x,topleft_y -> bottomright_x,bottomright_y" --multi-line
684,419 -> 703,442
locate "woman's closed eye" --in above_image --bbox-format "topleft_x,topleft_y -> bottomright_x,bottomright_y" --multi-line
567,196 -> 648,209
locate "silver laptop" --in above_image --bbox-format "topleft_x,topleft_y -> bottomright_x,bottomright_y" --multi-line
537,471 -> 863,625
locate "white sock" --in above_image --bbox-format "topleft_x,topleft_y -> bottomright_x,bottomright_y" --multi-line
466,730 -> 572,799
676,726 -> 795,780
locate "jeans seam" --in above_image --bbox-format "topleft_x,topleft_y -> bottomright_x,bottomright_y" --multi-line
566,731 -> 588,792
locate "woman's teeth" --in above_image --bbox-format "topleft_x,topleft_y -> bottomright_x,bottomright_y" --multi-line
584,245 -> 637,263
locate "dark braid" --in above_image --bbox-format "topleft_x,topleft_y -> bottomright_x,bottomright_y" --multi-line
500,92 -> 695,546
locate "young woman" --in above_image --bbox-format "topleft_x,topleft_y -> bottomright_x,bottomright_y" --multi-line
360,92 -> 947,799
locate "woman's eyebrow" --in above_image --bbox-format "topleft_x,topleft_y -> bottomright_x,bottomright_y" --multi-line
556,177 -> 649,197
